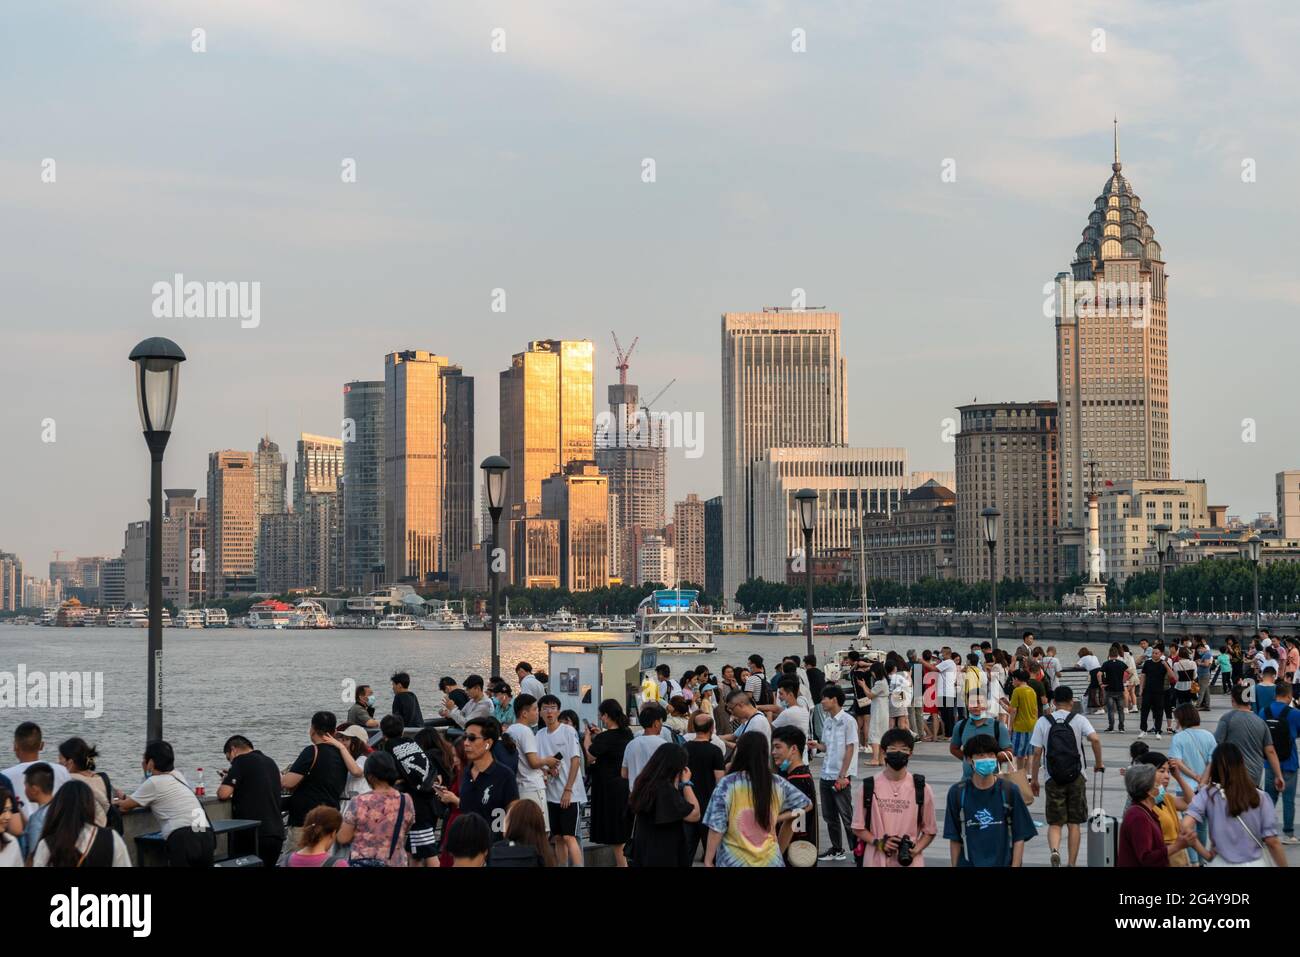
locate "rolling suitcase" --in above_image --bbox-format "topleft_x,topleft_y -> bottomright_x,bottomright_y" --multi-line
1086,772 -> 1117,867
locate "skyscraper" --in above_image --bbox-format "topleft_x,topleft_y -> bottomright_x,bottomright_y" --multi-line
704,495 -> 723,600
343,380 -> 385,591
595,377 -> 666,583
253,436 -> 287,518
721,310 -> 847,606
673,494 -> 706,588
500,339 -> 594,582
160,489 -> 198,608
294,434 -> 345,513
384,350 -> 475,584
207,450 -> 256,598
1055,125 -> 1170,574
541,461 -> 609,592
955,402 -> 1059,595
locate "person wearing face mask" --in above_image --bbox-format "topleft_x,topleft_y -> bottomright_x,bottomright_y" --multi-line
346,685 -> 380,729
851,729 -> 937,867
1134,752 -> 1194,866
772,726 -> 819,867
1117,763 -> 1173,867
944,734 -> 1035,867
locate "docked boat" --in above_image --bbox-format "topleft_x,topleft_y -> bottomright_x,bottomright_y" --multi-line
378,613 -> 419,631
290,599 -> 334,629
607,616 -> 636,633
347,585 -> 419,617
749,610 -> 804,635
203,608 -> 230,628
711,613 -> 750,635
113,608 -> 149,628
247,600 -> 296,629
175,609 -> 206,628
635,588 -> 716,654
422,600 -> 467,631
544,609 -> 579,632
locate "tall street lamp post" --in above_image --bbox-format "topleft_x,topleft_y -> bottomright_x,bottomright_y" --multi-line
1153,523 -> 1171,642
129,338 -> 185,743
980,507 -> 1001,652
481,456 -> 510,678
1242,535 -> 1263,633
795,488 -> 818,659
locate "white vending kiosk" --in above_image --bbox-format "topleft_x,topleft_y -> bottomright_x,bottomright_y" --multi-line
546,640 -> 657,729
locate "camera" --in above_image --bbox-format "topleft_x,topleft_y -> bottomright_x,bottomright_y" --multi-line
895,835 -> 915,867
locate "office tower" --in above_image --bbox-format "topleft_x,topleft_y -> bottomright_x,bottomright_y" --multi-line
595,377 -> 666,582
257,513 -> 302,594
541,462 -> 609,592
673,494 -> 706,588
384,350 -> 475,584
254,436 -> 288,517
704,496 -> 723,600
74,557 -> 103,591
1055,126 -> 1170,573
1277,471 -> 1300,540
606,492 -> 622,583
750,447 -> 910,585
0,552 -> 21,611
160,489 -> 198,608
510,518 -> 561,588
124,520 -> 149,607
184,500 -> 207,606
861,481 -> 957,585
207,450 -> 257,598
300,492 -> 342,592
294,434 -> 345,512
721,310 -> 847,606
343,380 -> 386,591
499,339 -> 595,523
955,402 -> 1059,595
49,559 -> 78,588
99,558 -> 126,608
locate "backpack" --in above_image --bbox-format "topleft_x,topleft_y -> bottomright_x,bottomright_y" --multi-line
955,717 -> 1007,751
853,773 -> 926,866
1264,703 -> 1295,763
755,676 -> 774,707
953,779 -> 1017,866
1044,712 -> 1083,784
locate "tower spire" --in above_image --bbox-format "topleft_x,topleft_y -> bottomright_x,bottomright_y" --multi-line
1112,116 -> 1121,171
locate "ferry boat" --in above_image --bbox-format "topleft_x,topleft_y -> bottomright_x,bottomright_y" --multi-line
175,609 -> 206,629
607,616 -> 636,633
247,600 -> 296,629
113,608 -> 149,628
377,613 -> 419,631
544,609 -> 579,632
422,600 -> 467,631
290,599 -> 334,629
635,588 -> 717,654
203,608 -> 230,628
711,613 -> 750,635
749,610 -> 804,635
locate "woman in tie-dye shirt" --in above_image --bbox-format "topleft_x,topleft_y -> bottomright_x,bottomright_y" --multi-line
703,732 -> 811,867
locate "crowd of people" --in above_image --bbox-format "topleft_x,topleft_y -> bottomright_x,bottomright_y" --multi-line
4,631 -> 1299,868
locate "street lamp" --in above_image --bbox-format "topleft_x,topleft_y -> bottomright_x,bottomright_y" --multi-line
1242,535 -> 1263,632
1153,523 -> 1170,641
980,506 -> 1001,652
129,337 -> 185,744
795,488 -> 818,658
480,455 -> 510,678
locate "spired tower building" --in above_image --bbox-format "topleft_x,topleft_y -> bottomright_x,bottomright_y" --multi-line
1054,122 -> 1170,577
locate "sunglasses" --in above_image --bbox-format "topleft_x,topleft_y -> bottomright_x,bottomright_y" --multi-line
463,734 -> 485,743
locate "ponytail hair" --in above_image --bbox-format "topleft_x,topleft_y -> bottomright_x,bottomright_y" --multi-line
298,805 -> 343,849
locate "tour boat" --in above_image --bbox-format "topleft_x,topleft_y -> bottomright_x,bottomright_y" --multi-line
202,608 -> 230,628
607,616 -> 636,633
377,613 -> 419,631
711,613 -> 750,635
636,589 -> 717,654
247,600 -> 296,629
544,609 -> 579,632
113,608 -> 149,628
749,610 -> 804,635
175,609 -> 206,628
290,599 -> 334,629
422,600 -> 467,631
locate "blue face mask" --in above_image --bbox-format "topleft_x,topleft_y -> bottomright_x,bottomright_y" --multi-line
367,695 -> 375,707
972,758 -> 999,777
1156,785 -> 1166,805
779,759 -> 792,772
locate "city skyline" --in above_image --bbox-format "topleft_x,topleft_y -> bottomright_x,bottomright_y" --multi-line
7,2 -> 1300,570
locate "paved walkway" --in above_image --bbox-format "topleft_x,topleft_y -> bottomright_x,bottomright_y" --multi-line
803,693 -> 1300,867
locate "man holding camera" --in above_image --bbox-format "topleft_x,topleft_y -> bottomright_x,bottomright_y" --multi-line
851,728 -> 937,867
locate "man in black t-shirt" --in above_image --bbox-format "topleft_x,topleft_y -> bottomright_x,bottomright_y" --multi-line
436,716 -> 518,841
683,713 -> 726,862
281,711 -> 349,843
772,725 -> 818,865
1138,649 -> 1176,737
390,672 -> 424,727
218,734 -> 287,866
1098,648 -> 1130,733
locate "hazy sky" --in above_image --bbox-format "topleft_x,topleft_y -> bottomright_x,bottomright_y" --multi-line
5,0 -> 1300,573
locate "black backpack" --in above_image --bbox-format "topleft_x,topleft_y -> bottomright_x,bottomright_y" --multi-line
1044,712 -> 1083,784
755,676 -> 774,707
1264,703 -> 1294,763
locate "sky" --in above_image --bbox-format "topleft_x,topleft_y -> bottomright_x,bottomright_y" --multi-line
4,0 -> 1300,574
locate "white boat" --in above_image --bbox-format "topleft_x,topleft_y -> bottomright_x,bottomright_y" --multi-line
290,599 -> 334,629
113,609 -> 148,628
636,589 -> 717,654
378,613 -> 419,631
607,616 -> 636,633
711,613 -> 750,635
248,600 -> 296,629
203,608 -> 230,628
544,609 -> 579,632
749,610 -> 804,635
528,621 -> 544,632
422,600 -> 467,631
175,609 -> 206,629
586,616 -> 612,631
347,585 -> 419,617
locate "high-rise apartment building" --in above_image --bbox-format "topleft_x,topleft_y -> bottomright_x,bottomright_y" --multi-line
955,402 -> 1059,595
721,311 -> 846,606
294,434 -> 345,513
1055,129 -> 1170,573
0,552 -> 22,611
124,520 -> 149,607
384,350 -> 474,584
343,380 -> 385,591
207,450 -> 257,598
704,496 -> 723,600
160,489 -> 198,608
637,534 -> 674,587
673,494 -> 706,588
541,461 -> 609,592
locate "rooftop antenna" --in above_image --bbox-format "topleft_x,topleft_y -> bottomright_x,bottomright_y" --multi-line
1113,116 -> 1121,172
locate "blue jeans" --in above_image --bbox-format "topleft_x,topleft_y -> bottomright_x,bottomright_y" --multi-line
1266,769 -> 1298,835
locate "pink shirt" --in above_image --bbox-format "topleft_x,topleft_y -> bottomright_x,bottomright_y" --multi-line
287,851 -> 349,867
851,773 -> 938,867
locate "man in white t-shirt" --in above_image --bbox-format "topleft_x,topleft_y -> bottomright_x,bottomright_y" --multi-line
769,678 -> 811,739
1028,686 -> 1104,868
621,705 -> 668,788
536,695 -> 586,867
721,690 -> 771,754
516,662 -> 546,702
4,722 -> 71,820
655,664 -> 682,702
810,684 -> 858,861
506,694 -> 561,829
936,650 -> 959,737
116,740 -> 215,867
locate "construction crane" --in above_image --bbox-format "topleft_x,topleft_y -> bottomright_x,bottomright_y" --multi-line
611,332 -> 638,386
639,378 -> 677,447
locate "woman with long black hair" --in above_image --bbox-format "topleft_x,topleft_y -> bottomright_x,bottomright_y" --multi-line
0,787 -> 21,867
583,698 -> 635,866
1182,742 -> 1287,867
32,780 -> 131,867
627,743 -> 699,867
702,731 -> 811,867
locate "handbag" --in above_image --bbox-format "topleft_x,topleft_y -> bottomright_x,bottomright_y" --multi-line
1232,806 -> 1274,868
997,759 -> 1034,806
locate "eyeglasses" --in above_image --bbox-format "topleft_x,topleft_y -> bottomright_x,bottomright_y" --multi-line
463,734 -> 485,743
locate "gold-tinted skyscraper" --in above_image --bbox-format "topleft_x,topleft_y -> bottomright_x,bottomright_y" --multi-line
499,339 -> 595,521
384,350 -> 475,584
1054,125 -> 1170,575
206,450 -> 256,598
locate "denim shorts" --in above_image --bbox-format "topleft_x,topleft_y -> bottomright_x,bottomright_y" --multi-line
1011,731 -> 1034,757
